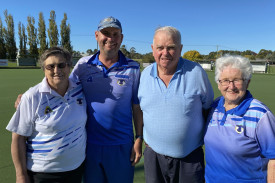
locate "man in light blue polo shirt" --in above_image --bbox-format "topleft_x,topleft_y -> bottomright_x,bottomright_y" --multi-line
70,16 -> 143,183
138,26 -> 214,183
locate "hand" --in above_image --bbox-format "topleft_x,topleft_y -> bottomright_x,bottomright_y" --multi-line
14,94 -> 23,109
16,174 -> 31,183
130,138 -> 143,166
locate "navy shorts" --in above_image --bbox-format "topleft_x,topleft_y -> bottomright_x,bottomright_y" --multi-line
84,142 -> 134,183
144,146 -> 205,183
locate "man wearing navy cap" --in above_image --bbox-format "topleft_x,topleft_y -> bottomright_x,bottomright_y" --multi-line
70,16 -> 143,183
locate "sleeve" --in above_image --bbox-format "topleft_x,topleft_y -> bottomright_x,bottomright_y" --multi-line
132,63 -> 141,105
256,111 -> 275,159
6,93 -> 34,137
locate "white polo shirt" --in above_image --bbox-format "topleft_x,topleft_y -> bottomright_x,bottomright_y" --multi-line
6,77 -> 87,172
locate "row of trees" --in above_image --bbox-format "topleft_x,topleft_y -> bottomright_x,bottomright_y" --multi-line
85,45 -> 144,59
1,9 -> 274,63
114,46 -> 275,63
183,49 -> 275,62
0,9 -> 72,59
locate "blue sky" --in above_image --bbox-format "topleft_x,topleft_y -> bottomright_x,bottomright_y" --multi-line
1,0 -> 274,55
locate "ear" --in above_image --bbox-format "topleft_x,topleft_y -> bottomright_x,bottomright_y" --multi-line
180,44 -> 183,53
121,33 -> 124,42
95,31 -> 99,41
217,81 -> 222,92
151,44 -> 154,56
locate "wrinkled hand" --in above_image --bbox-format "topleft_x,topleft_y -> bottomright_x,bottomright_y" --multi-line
130,138 -> 143,166
14,94 -> 23,109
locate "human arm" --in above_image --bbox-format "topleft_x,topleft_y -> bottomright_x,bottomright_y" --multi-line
268,159 -> 275,183
9,92 -> 34,183
14,94 -> 23,109
256,110 -> 275,182
11,133 -> 30,183
130,104 -> 143,166
69,56 -> 88,81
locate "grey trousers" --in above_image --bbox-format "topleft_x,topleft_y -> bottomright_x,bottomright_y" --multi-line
144,146 -> 205,183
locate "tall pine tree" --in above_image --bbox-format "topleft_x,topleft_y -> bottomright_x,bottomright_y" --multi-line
22,24 -> 27,56
0,16 -> 7,59
48,10 -> 59,47
38,12 -> 48,55
27,16 -> 38,57
60,13 -> 72,53
3,10 -> 16,59
18,22 -> 27,57
18,22 -> 23,56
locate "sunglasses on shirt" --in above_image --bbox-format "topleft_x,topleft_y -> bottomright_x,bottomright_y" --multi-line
44,63 -> 68,70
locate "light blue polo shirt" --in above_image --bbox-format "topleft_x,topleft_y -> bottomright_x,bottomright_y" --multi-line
70,51 -> 140,145
204,91 -> 275,183
138,58 -> 214,158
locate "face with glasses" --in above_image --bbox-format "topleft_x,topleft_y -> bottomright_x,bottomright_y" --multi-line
218,66 -> 249,106
43,55 -> 70,90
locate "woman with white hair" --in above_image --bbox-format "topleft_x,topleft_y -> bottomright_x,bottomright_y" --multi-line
204,55 -> 275,183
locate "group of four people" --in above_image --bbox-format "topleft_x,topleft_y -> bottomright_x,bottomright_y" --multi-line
7,16 -> 275,183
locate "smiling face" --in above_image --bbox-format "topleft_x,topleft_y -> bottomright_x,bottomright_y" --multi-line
218,66 -> 249,106
95,27 -> 123,57
44,55 -> 70,90
152,31 -> 182,73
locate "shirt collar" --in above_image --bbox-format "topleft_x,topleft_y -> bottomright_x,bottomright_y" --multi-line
150,57 -> 184,78
39,77 -> 77,95
87,50 -> 128,67
217,90 -> 254,116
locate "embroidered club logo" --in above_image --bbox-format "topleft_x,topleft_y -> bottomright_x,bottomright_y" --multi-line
117,79 -> 126,86
235,125 -> 244,134
77,98 -> 83,105
104,17 -> 113,23
87,76 -> 93,82
45,106 -> 52,114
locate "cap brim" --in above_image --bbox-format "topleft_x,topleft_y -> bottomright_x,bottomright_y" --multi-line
98,24 -> 121,31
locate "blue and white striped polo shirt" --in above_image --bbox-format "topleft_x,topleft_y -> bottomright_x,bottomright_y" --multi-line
6,77 -> 87,172
204,90 -> 275,183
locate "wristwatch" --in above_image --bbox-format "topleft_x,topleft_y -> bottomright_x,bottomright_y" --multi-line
135,135 -> 143,140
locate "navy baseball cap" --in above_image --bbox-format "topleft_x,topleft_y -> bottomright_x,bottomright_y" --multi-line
97,16 -> 122,32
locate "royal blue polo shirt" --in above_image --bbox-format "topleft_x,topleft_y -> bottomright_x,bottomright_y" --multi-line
70,51 -> 140,145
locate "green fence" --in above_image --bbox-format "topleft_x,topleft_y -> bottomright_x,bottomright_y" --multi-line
17,58 -> 37,66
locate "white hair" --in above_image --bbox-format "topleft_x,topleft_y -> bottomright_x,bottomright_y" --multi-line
215,55 -> 253,83
153,26 -> 181,46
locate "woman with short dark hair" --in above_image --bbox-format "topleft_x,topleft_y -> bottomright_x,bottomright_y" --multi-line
7,47 -> 87,183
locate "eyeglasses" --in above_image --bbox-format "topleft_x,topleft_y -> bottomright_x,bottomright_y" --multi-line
44,63 -> 68,70
218,78 -> 244,86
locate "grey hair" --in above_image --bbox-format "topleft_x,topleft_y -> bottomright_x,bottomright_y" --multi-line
153,26 -> 181,46
39,47 -> 72,70
215,55 -> 253,83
